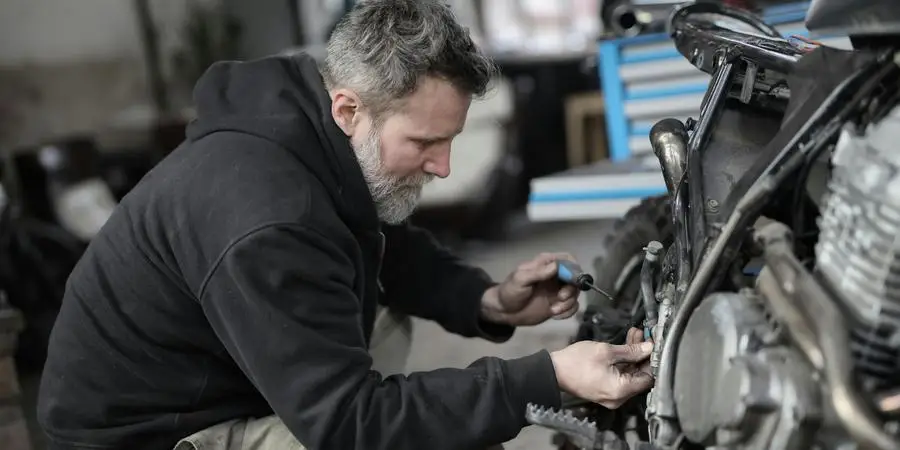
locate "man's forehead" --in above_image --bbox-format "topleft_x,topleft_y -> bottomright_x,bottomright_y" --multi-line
392,77 -> 470,136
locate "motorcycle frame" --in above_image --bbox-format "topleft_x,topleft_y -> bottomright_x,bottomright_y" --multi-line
667,1 -> 805,270
645,2 -> 900,445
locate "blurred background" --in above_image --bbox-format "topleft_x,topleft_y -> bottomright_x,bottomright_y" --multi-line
0,1 -> 824,449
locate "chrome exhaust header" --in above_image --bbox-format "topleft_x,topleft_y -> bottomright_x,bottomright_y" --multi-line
649,118 -> 689,195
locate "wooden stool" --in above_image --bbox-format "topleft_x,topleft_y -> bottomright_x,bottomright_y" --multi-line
0,297 -> 31,450
565,92 -> 610,167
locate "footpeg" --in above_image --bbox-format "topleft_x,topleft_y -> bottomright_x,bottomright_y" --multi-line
525,403 -> 628,450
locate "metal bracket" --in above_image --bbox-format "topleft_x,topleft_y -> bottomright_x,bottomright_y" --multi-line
741,62 -> 759,104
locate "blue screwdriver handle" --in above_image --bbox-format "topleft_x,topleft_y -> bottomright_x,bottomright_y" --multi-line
556,259 -> 592,290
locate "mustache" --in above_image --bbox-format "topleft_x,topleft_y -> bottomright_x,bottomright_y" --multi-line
399,173 -> 434,188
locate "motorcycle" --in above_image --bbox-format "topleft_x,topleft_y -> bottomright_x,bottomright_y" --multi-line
527,1 -> 900,449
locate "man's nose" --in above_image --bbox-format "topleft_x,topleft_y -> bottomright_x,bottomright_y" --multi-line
423,146 -> 451,179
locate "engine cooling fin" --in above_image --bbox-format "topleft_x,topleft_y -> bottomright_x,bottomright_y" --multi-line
815,105 -> 900,390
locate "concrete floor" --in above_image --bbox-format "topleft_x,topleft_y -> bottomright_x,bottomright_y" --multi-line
19,217 -> 612,449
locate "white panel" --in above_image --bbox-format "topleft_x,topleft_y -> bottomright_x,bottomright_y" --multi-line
630,120 -> 657,133
629,135 -> 654,156
419,119 -> 506,207
624,74 -> 711,93
530,171 -> 665,193
620,40 -> 675,59
468,79 -> 513,122
620,58 -> 700,83
418,79 -> 512,207
630,113 -> 699,133
625,93 -> 705,119
527,199 -> 648,221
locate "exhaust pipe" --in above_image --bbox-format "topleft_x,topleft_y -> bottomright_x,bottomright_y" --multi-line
606,0 -> 681,37
649,118 -> 689,195
755,222 -> 900,450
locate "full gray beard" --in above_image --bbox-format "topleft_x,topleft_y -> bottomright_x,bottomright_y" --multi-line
354,127 -> 433,225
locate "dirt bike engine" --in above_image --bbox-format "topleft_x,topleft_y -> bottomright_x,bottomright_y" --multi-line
815,103 -> 900,391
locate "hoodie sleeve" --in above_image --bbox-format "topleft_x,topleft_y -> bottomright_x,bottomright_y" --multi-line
197,223 -> 561,450
379,223 -> 515,341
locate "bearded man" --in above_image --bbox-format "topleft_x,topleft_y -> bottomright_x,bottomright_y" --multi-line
36,1 -> 654,449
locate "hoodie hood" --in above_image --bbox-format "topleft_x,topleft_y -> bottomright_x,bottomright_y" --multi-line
185,53 -> 379,231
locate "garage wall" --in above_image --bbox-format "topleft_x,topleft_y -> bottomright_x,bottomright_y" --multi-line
0,0 -> 208,154
0,0 -> 487,156
0,0 -> 188,65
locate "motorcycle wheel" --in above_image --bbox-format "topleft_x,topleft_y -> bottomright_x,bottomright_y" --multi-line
559,195 -> 673,450
588,194 -> 673,313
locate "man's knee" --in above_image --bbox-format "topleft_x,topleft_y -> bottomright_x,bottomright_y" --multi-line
175,414 -> 507,450
174,415 -> 305,450
369,305 -> 413,376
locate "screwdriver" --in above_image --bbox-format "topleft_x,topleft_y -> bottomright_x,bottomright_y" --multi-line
556,259 -> 616,303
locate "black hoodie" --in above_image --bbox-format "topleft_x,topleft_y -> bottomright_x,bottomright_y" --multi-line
36,54 -> 561,450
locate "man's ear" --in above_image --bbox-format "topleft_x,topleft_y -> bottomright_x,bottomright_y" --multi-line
329,88 -> 362,136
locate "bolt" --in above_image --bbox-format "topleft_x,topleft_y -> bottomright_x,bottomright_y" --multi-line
707,199 -> 720,213
685,117 -> 697,131
644,240 -> 664,255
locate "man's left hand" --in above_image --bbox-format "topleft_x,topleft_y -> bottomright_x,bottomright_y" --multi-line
480,253 -> 581,326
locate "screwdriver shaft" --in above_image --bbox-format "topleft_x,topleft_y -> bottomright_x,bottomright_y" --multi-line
586,282 -> 615,303
556,259 -> 617,304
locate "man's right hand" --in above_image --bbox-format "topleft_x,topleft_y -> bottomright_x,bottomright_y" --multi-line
549,328 -> 654,409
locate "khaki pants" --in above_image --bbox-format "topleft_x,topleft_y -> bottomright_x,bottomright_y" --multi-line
174,415 -> 304,450
174,306 -> 413,450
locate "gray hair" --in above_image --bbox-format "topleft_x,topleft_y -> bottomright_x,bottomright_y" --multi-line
320,0 -> 497,119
